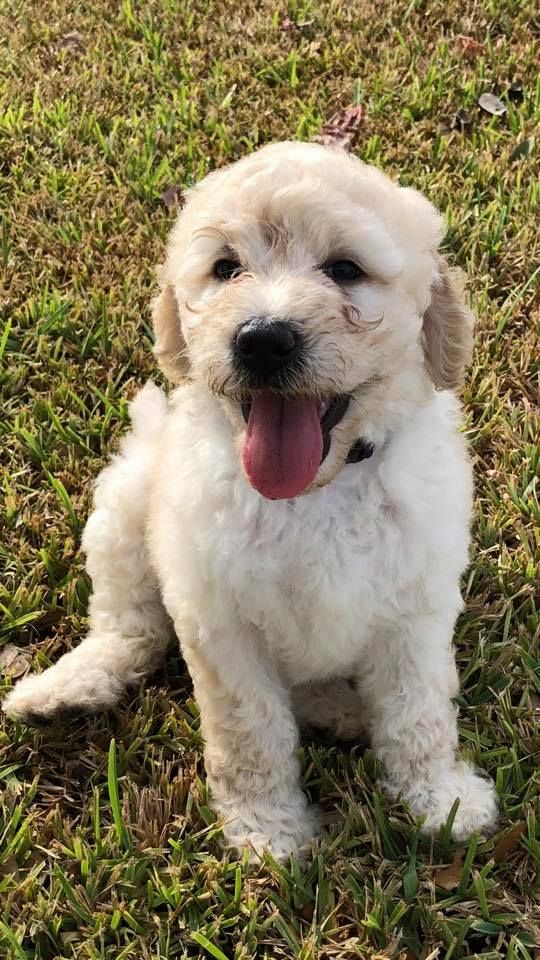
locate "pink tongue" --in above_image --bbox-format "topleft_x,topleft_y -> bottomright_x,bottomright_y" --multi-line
243,393 -> 323,500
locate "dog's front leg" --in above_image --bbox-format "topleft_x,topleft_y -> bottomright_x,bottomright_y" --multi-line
181,622 -> 317,862
359,610 -> 498,839
3,387 -> 171,725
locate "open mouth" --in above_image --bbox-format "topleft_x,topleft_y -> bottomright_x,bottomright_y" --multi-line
240,392 -> 350,500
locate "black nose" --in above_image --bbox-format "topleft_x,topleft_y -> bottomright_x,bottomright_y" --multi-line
234,317 -> 299,376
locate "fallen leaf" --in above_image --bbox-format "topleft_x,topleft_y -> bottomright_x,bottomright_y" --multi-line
161,185 -> 185,211
455,35 -> 487,57
434,848 -> 465,890
493,822 -> 526,863
280,15 -> 314,31
0,643 -> 31,678
56,30 -> 84,52
314,105 -> 365,150
478,92 -> 507,116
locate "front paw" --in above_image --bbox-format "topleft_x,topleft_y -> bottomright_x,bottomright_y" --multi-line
218,795 -> 320,862
404,761 -> 498,839
3,668 -> 122,725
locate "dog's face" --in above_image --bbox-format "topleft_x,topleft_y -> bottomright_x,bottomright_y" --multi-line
153,142 -> 473,499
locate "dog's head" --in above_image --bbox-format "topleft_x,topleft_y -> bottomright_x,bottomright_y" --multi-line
153,141 -> 473,499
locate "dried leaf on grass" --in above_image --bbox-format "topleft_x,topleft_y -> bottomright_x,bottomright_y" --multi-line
493,822 -> 527,863
0,643 -> 31,678
56,31 -> 84,52
454,35 -> 487,57
434,848 -> 465,890
280,16 -> 296,31
280,16 -> 315,32
314,105 -> 365,150
478,92 -> 507,116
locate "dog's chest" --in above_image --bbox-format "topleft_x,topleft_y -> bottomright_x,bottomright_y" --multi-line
153,390 -> 469,685
200,470 -> 408,681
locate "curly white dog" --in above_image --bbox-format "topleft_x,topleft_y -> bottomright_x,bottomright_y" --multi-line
4,141 -> 498,859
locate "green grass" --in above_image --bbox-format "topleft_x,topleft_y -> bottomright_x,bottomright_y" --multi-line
1,0 -> 538,956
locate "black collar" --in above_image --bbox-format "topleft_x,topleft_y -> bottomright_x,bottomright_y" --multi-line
346,438 -> 374,464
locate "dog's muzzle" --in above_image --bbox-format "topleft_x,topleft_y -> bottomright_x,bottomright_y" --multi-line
229,316 -> 374,502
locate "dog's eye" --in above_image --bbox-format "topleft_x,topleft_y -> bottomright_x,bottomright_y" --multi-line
214,258 -> 243,281
324,260 -> 363,282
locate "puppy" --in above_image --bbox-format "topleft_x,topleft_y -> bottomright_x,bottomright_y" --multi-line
4,141 -> 498,860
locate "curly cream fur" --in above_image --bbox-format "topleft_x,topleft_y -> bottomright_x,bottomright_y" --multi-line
3,142 -> 497,861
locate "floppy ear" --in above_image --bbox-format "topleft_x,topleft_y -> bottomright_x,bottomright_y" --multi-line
151,272 -> 189,383
422,256 -> 474,390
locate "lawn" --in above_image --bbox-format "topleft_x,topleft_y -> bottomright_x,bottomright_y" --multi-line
0,0 -> 538,957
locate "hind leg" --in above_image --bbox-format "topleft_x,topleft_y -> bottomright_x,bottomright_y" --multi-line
3,385 -> 172,724
291,677 -> 367,742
